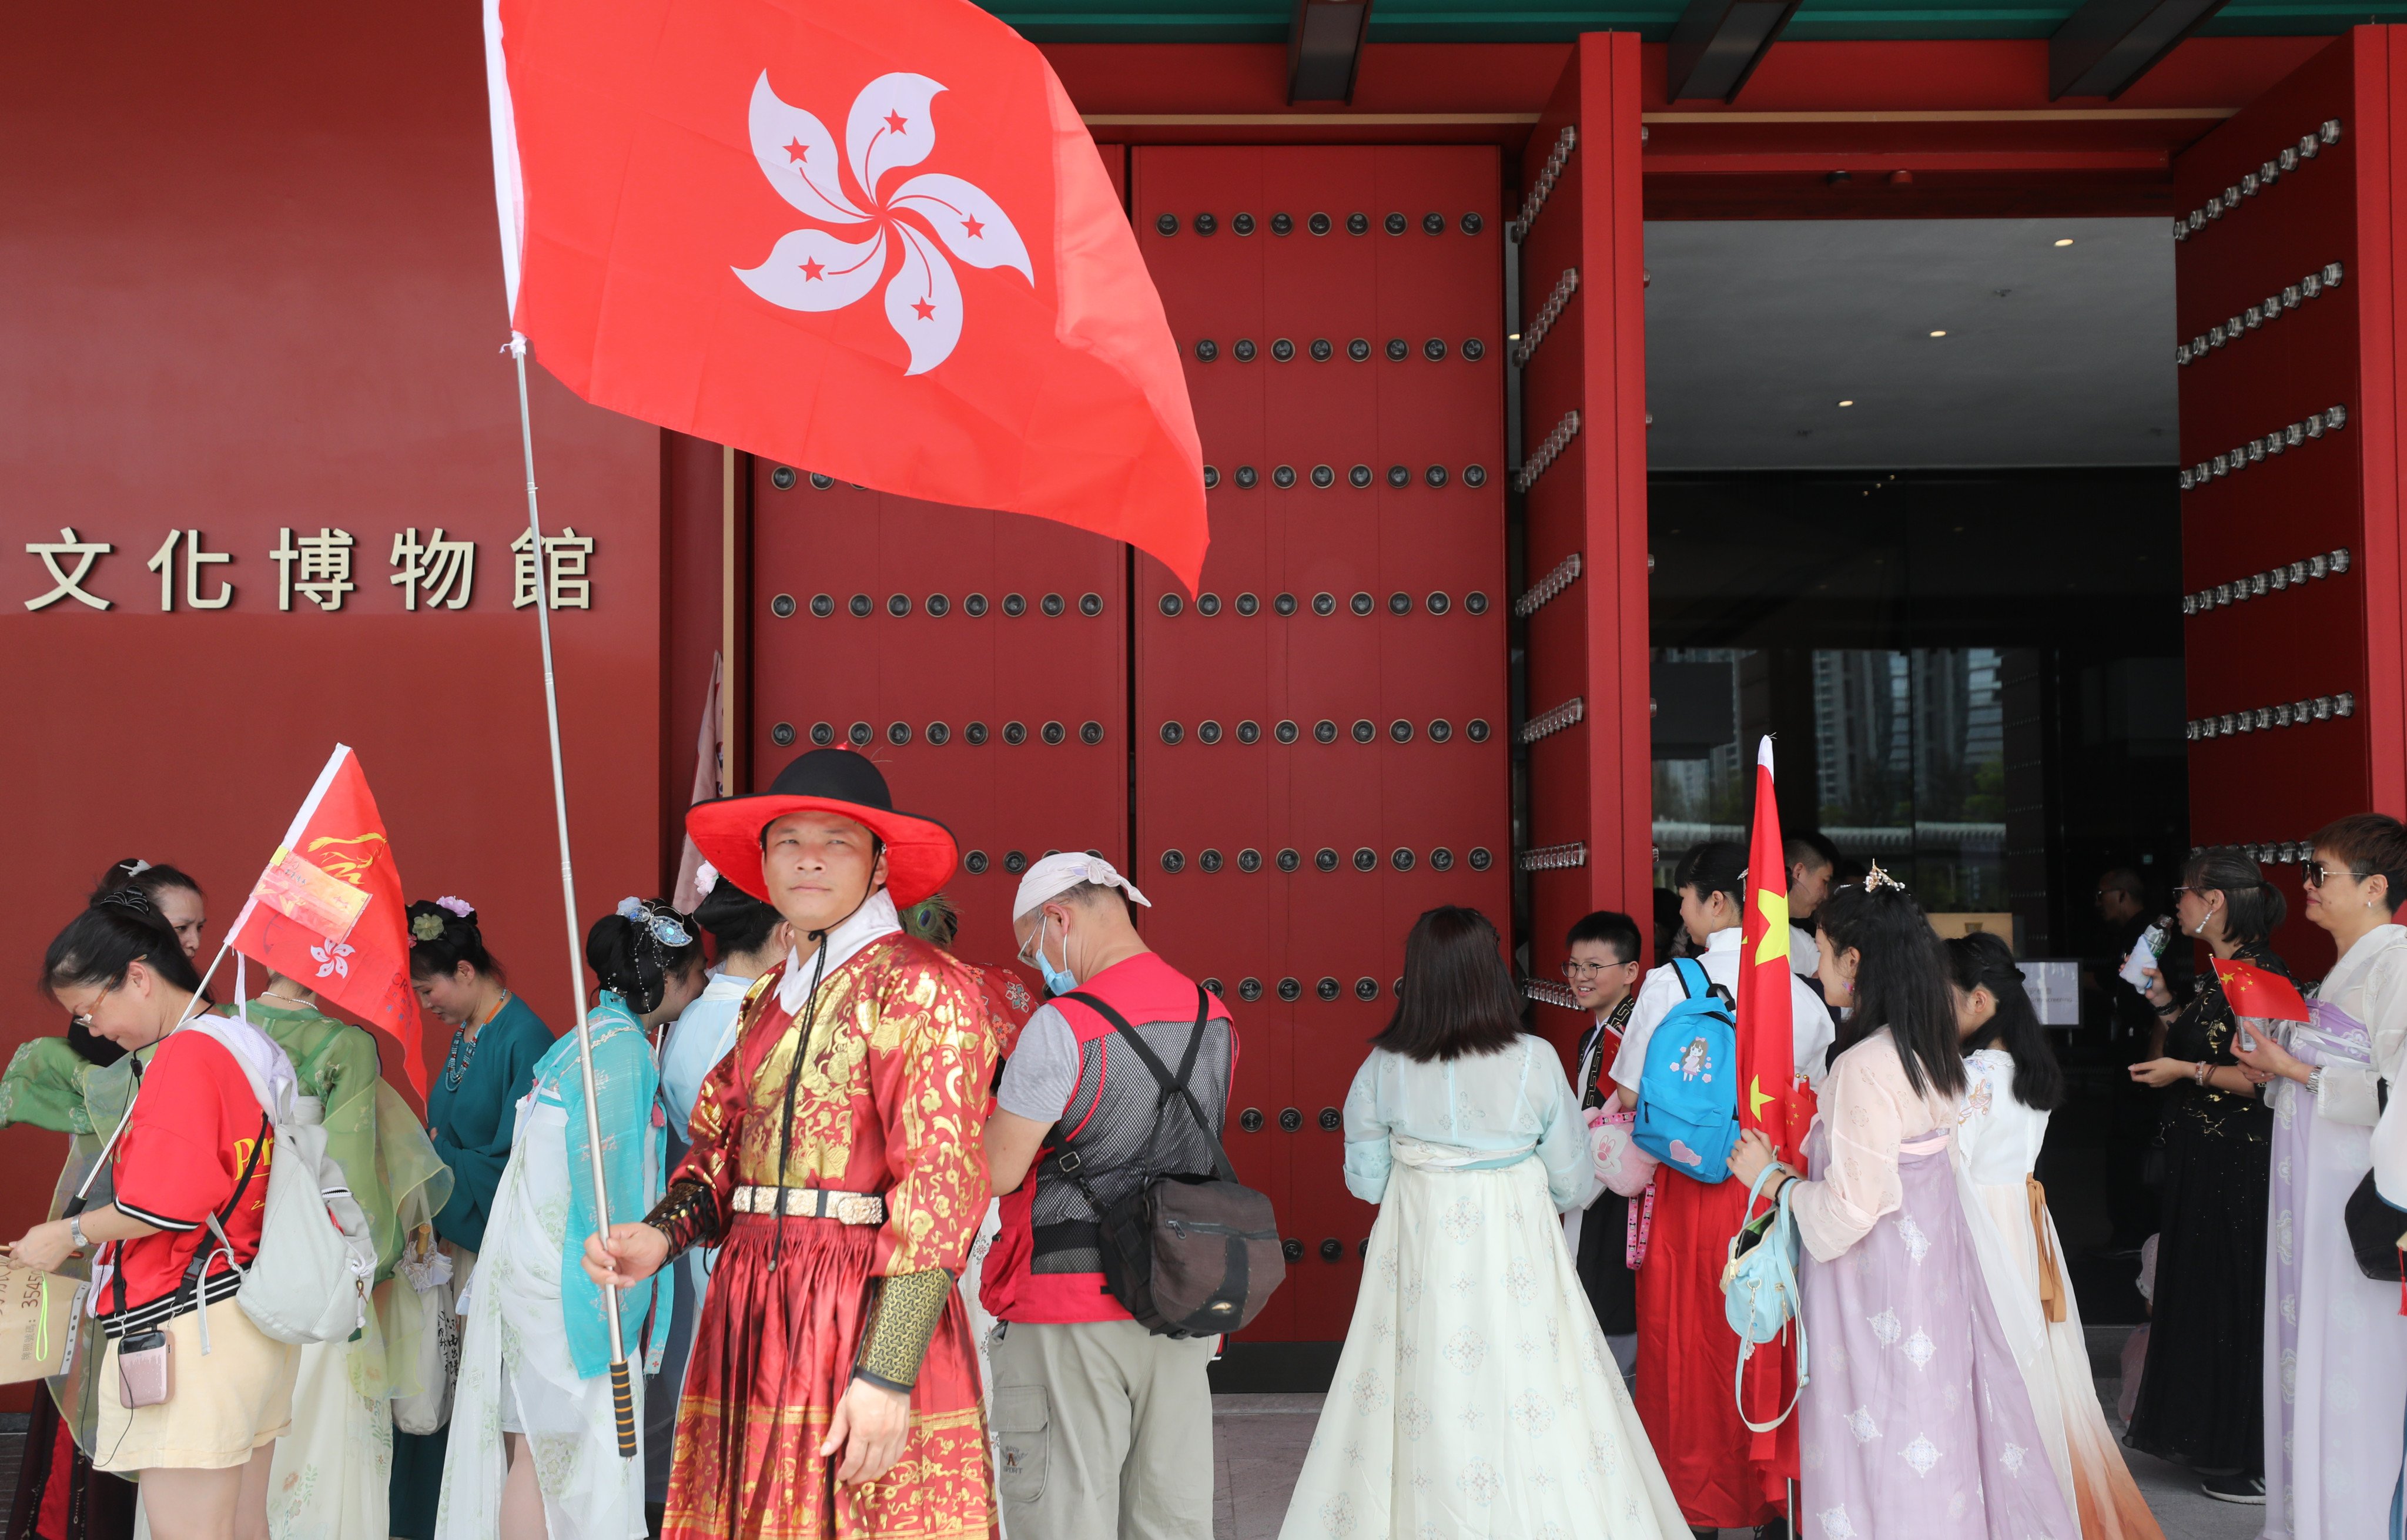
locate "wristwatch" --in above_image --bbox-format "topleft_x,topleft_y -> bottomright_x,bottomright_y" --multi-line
2306,1066 -> 2325,1097
68,1216 -> 89,1251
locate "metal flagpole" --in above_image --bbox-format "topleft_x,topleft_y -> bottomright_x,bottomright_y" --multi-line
504,330 -> 635,1459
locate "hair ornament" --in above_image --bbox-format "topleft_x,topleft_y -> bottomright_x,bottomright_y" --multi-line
123,859 -> 154,876
410,912 -> 447,942
434,895 -> 474,919
693,861 -> 721,901
619,895 -> 694,950
95,886 -> 155,916
1863,862 -> 1906,894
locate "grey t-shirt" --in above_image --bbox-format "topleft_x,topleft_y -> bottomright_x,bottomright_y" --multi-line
996,1004 -> 1081,1123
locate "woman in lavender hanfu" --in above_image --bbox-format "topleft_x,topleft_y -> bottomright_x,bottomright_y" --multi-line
1732,871 -> 2077,1540
2235,814 -> 2407,1540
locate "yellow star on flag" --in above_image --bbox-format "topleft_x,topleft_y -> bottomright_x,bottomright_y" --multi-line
1749,1074 -> 1775,1121
1755,887 -> 1789,965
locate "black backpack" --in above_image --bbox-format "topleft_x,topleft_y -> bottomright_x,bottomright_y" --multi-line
1055,986 -> 1284,1337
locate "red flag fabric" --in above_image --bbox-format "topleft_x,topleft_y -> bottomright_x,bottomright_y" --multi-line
227,746 -> 427,1096
1732,735 -> 1810,1467
1736,736 -> 1814,1160
484,0 -> 1210,589
2214,957 -> 2312,1022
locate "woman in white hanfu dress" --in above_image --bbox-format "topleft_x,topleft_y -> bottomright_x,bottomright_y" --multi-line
1946,933 -> 2164,1540
1733,871 -> 2077,1540
437,903 -> 702,1540
2234,816 -> 2407,1540
1277,906 -> 1686,1540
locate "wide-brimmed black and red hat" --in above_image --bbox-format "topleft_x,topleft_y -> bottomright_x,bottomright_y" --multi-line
685,749 -> 957,908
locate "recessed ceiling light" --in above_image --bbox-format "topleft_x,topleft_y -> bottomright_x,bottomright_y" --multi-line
1837,399 -> 1855,407
2054,237 -> 2074,247
1929,329 -> 1948,337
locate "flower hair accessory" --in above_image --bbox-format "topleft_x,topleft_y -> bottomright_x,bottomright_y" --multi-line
410,912 -> 447,942
693,861 -> 721,901
434,895 -> 474,919
1863,862 -> 1906,894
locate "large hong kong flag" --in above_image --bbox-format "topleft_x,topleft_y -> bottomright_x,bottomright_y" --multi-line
483,0 -> 1210,589
227,746 -> 427,1096
1738,735 -> 1816,1161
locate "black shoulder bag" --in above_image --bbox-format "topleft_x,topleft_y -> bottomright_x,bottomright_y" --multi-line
1055,986 -> 1285,1337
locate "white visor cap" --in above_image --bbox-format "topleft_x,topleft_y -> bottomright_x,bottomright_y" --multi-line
1012,852 -> 1152,921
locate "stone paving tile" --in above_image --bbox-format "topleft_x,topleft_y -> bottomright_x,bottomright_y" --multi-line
1210,1384 -> 2262,1539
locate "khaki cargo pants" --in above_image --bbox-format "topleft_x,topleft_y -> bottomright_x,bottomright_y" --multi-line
987,1317 -> 1216,1540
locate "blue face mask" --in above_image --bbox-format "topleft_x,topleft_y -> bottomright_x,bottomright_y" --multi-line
1030,915 -> 1079,997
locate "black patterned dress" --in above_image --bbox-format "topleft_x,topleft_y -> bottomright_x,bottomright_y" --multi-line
2125,940 -> 2284,1479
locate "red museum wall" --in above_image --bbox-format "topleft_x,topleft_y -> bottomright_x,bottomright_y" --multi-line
1,2 -> 668,1404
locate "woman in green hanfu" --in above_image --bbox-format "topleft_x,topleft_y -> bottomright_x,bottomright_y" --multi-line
234,968 -> 450,1540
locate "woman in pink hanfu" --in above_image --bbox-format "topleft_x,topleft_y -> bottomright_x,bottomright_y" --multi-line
1732,871 -> 2078,1540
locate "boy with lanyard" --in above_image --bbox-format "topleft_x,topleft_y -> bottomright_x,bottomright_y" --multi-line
1561,910 -> 1645,1378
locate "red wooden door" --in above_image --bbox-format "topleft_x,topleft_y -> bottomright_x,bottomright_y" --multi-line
2173,26 -> 2407,974
1517,34 -> 1655,1041
746,473 -> 1128,971
1131,146 -> 1511,1341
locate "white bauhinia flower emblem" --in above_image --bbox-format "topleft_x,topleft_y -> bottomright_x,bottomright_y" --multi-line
734,72 -> 1033,376
312,939 -> 354,980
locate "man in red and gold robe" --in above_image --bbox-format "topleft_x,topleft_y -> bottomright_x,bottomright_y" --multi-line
585,749 -> 999,1540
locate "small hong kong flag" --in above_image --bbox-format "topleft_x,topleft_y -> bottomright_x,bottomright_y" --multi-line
227,745 -> 427,1096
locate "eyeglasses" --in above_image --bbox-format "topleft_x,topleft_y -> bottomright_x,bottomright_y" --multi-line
1561,960 -> 1634,980
61,981 -> 119,1029
1016,914 -> 1053,968
2304,860 -> 2372,888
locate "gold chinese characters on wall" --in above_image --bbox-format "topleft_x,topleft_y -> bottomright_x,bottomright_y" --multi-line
21,526 -> 599,613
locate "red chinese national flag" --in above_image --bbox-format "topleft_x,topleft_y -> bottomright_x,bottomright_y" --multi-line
2214,958 -> 2311,1022
484,0 -> 1210,588
227,746 -> 427,1097
1738,736 -> 1815,1161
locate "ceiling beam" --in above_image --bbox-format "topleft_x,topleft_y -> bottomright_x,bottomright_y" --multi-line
1664,0 -> 1802,104
1287,0 -> 1372,104
2049,0 -> 2231,100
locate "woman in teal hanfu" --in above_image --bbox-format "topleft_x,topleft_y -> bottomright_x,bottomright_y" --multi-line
389,898 -> 555,1540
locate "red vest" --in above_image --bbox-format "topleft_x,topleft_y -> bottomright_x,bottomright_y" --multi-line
982,952 -> 1236,1324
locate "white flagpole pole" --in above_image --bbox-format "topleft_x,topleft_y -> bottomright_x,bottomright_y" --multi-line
505,330 -> 634,1459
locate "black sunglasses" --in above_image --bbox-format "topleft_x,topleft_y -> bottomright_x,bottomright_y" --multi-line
2304,859 -> 2372,888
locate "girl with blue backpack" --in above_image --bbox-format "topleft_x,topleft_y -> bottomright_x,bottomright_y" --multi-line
1730,871 -> 2077,1540
1608,843 -> 1834,1538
